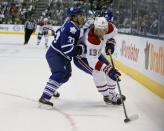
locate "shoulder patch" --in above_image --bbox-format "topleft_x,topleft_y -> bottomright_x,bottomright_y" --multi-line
88,29 -> 101,45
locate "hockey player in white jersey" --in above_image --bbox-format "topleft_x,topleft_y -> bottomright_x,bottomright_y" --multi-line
74,17 -> 126,105
37,18 -> 55,48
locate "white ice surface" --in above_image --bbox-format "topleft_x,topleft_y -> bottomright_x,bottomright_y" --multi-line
0,35 -> 164,131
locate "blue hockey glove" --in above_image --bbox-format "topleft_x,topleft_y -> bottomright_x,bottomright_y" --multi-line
77,43 -> 87,55
105,38 -> 116,55
103,65 -> 121,81
76,38 -> 87,55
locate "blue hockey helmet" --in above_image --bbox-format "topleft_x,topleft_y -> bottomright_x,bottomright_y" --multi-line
67,7 -> 83,17
104,12 -> 113,22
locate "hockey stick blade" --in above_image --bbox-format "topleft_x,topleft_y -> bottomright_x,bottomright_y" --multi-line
124,114 -> 139,123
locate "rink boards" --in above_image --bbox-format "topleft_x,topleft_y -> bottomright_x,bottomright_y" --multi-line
0,24 -> 164,98
112,34 -> 164,98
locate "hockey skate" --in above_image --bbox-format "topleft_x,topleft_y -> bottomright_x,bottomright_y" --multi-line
53,91 -> 60,98
38,97 -> 53,109
51,91 -> 60,102
103,93 -> 126,105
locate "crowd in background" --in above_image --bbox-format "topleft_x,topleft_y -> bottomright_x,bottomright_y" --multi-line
0,0 -> 164,38
38,0 -> 70,26
0,0 -> 38,24
112,0 -> 164,37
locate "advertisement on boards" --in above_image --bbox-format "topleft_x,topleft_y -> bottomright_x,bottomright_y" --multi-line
115,34 -> 164,86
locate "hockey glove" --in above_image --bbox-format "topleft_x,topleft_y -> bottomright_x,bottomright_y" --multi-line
105,38 -> 116,55
76,38 -> 87,56
77,43 -> 87,56
103,65 -> 121,81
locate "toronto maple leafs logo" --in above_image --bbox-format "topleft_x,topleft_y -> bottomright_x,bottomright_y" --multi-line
70,27 -> 77,34
70,7 -> 74,11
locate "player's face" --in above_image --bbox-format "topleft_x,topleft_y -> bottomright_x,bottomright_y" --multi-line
76,14 -> 85,26
94,28 -> 108,38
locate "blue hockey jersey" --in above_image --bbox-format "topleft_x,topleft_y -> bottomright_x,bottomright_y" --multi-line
50,20 -> 81,60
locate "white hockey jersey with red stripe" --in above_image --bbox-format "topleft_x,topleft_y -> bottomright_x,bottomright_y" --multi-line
38,20 -> 54,34
84,22 -> 118,71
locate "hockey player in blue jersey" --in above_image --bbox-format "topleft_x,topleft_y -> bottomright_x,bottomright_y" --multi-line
38,7 -> 86,108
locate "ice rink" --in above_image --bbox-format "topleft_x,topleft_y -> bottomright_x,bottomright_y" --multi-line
0,35 -> 164,131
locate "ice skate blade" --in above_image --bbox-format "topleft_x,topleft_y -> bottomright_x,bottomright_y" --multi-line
38,103 -> 53,110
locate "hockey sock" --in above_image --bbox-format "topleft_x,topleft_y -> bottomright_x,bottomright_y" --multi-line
42,79 -> 61,100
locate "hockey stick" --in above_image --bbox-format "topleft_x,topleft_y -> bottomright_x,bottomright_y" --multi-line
108,50 -> 139,123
